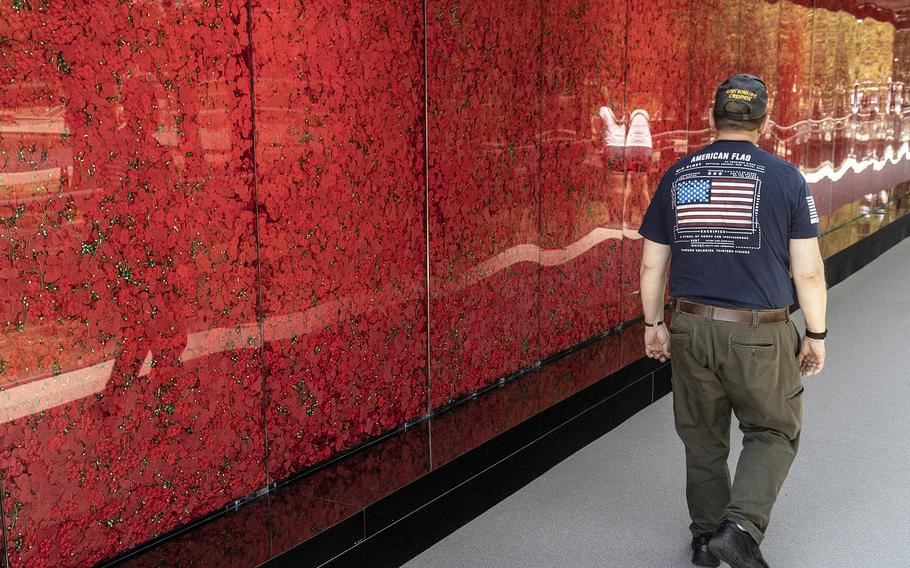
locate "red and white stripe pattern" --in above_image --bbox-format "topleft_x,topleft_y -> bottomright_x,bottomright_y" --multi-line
675,177 -> 757,229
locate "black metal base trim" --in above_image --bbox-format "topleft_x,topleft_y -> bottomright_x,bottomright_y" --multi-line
264,369 -> 660,568
823,211 -> 910,289
360,358 -> 662,538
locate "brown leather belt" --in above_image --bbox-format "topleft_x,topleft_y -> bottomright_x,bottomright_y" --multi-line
675,298 -> 789,324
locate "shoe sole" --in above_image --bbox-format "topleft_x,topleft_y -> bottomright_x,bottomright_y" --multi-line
692,553 -> 720,568
708,535 -> 764,568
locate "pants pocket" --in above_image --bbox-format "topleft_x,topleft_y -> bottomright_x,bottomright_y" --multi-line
730,339 -> 778,359
789,320 -> 801,360
667,330 -> 690,357
786,385 -> 805,399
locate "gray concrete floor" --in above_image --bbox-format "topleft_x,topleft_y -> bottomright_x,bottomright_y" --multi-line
404,237 -> 910,568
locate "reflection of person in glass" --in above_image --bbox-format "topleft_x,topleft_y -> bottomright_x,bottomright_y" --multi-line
637,74 -> 828,568
625,108 -> 653,166
598,105 -> 626,167
597,106 -> 654,169
596,106 -> 656,232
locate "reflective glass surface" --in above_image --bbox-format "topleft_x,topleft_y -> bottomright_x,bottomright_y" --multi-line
539,0 -> 626,356
622,0 -> 691,321
1,1 -> 909,566
426,0 -> 543,407
249,0 -> 429,482
1,4 -> 265,566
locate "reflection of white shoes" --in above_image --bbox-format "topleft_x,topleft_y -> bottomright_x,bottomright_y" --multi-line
599,106 -> 626,148
626,109 -> 652,149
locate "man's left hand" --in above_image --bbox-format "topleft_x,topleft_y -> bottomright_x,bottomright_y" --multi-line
644,325 -> 671,362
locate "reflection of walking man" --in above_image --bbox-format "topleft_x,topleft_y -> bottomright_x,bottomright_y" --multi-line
637,75 -> 828,568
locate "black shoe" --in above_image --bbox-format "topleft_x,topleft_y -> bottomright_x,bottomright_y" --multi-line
708,519 -> 770,568
691,534 -> 720,567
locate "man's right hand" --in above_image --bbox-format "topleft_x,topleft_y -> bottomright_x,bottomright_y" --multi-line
797,337 -> 825,376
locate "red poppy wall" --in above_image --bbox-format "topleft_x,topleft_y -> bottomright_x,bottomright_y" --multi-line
249,0 -> 429,483
0,1 -> 908,567
0,2 -> 265,567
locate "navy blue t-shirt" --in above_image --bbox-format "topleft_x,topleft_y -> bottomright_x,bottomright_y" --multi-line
638,139 -> 821,309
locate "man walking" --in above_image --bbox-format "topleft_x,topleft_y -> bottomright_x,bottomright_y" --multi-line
637,74 -> 828,568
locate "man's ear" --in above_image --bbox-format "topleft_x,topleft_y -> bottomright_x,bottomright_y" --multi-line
708,110 -> 716,131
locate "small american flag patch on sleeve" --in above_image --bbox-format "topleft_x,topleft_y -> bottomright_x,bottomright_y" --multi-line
806,195 -> 819,224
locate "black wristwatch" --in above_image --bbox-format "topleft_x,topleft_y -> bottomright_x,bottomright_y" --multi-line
643,320 -> 664,327
805,328 -> 827,340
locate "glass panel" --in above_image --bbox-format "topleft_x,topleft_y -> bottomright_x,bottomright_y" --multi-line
0,3 -> 265,566
249,0 -> 430,481
852,18 -> 898,241
268,489 -> 363,560
739,0 -> 782,155
824,10 -> 858,240
114,496 -> 271,568
269,421 -> 430,526
818,13 -> 902,256
537,332 -> 623,408
539,0 -> 626,357
893,29 -> 910,222
430,369 -> 544,469
777,1 -> 815,203
807,6 -> 840,241
426,0 -> 542,408
622,0 -> 691,322
687,0 -> 743,154
2,2 -> 908,566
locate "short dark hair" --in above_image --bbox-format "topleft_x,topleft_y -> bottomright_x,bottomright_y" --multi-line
714,101 -> 765,132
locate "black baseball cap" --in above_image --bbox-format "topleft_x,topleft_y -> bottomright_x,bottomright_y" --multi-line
713,74 -> 768,121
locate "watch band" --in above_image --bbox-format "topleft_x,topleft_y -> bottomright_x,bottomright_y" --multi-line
805,328 -> 827,340
644,320 -> 664,328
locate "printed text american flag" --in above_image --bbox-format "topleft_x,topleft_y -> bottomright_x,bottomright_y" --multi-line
675,177 -> 757,229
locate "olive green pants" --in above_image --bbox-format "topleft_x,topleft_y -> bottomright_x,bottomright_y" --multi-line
667,300 -> 804,545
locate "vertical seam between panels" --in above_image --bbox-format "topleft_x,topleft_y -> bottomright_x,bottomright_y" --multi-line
737,0 -> 744,64
244,0 -> 272,505
774,0 -> 783,155
775,0 -> 783,95
808,1 -> 818,234
682,0 -> 694,297
536,0 -> 543,367
623,0 -> 629,122
621,0 -> 630,319
686,0 -> 695,123
423,0 -> 433,471
808,1 -> 816,119
0,469 -> 9,568
687,0 -> 698,156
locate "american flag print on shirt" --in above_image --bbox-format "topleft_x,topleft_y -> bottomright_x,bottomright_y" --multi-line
674,177 -> 758,229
